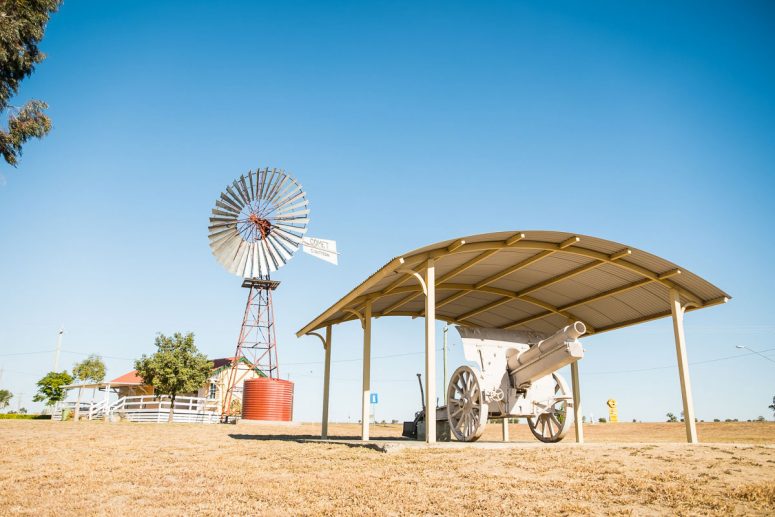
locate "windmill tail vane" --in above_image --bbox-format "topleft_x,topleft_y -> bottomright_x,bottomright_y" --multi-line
301,236 -> 339,265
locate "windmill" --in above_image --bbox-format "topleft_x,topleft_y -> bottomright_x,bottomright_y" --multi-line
208,167 -> 337,420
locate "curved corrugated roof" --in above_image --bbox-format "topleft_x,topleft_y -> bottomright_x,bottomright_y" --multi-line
296,231 -> 730,337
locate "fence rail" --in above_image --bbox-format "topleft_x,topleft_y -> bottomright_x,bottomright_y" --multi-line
53,395 -> 219,424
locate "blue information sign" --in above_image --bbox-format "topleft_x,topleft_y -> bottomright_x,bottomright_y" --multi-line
370,393 -> 379,404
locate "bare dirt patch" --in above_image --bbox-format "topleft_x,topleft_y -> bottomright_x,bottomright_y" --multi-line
1,421 -> 773,515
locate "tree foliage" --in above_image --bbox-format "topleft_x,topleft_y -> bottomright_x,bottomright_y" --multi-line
0,389 -> 12,409
666,412 -> 677,423
72,354 -> 106,383
32,370 -> 73,405
0,0 -> 61,166
134,332 -> 212,423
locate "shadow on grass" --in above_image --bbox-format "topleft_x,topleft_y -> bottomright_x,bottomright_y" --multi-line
228,433 -> 410,442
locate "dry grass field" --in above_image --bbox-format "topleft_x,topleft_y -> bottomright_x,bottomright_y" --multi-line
1,420 -> 774,516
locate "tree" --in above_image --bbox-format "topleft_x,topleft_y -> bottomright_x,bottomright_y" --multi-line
134,332 -> 212,423
666,412 -> 678,422
32,370 -> 73,406
72,355 -> 106,383
0,389 -> 12,410
0,0 -> 61,166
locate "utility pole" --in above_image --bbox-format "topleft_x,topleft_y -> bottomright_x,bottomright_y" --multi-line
54,328 -> 64,371
442,325 -> 448,404
17,392 -> 23,413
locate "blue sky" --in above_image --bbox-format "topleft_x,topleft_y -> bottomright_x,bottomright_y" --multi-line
1,1 -> 774,424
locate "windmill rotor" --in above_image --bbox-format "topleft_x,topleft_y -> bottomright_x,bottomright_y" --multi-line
208,168 -> 309,278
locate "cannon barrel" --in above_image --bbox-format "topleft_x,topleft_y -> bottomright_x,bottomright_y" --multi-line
508,321 -> 586,386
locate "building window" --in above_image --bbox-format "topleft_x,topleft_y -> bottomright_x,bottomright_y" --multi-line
208,383 -> 216,400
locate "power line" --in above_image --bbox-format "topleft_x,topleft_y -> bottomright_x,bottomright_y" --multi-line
60,350 -> 134,361
0,350 -> 55,357
283,347 -> 448,366
585,347 -> 775,375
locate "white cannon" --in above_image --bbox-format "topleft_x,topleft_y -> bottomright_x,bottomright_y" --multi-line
446,322 -> 586,442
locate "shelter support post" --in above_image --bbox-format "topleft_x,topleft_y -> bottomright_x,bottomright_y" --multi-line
362,302 -> 372,441
322,326 -> 332,439
571,361 -> 584,444
502,418 -> 509,442
74,386 -> 83,422
669,288 -> 698,443
425,259 -> 436,444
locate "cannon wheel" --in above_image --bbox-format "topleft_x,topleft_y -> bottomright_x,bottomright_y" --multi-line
527,373 -> 573,443
447,365 -> 488,442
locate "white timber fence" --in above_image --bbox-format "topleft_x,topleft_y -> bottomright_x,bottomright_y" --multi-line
53,395 -> 219,424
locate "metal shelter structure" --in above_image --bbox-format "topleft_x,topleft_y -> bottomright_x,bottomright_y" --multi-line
297,231 -> 730,444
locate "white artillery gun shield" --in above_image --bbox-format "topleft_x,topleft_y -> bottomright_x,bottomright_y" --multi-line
448,322 -> 586,443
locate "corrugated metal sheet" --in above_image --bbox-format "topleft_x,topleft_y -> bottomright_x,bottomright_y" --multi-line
297,230 -> 730,337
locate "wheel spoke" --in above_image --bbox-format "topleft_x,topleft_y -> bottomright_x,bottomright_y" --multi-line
549,413 -> 562,431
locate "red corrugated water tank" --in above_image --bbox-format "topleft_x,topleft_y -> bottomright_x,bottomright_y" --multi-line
242,378 -> 294,421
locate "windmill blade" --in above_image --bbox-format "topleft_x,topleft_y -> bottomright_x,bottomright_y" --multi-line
269,180 -> 299,209
275,221 -> 309,236
271,215 -> 309,225
260,168 -> 278,203
239,175 -> 253,203
256,167 -> 269,200
263,236 -> 282,269
219,194 -> 242,213
275,220 -> 308,232
267,176 -> 297,208
272,225 -> 304,241
208,225 -> 237,239
271,184 -> 305,213
251,242 -> 260,278
209,216 -> 238,225
211,208 -> 239,219
257,239 -> 268,274
266,169 -> 290,201
272,208 -> 310,220
215,200 -> 240,215
232,177 -> 250,206
260,238 -> 278,272
243,242 -> 255,277
302,237 -> 338,266
272,227 -> 303,250
270,191 -> 307,216
224,185 -> 246,209
209,231 -> 236,249
215,237 -> 242,272
248,170 -> 256,201
268,234 -> 293,263
229,240 -> 248,272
